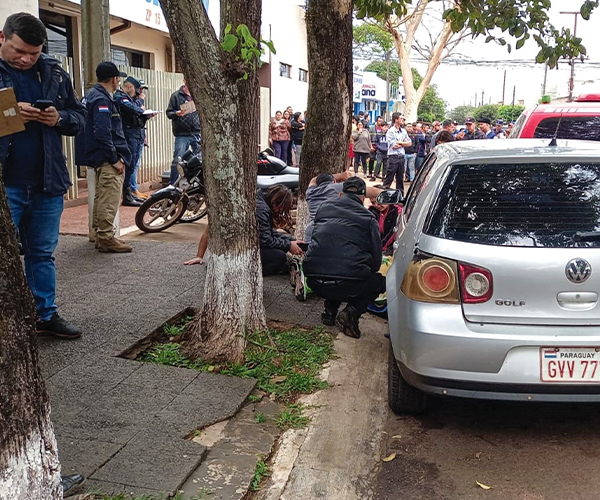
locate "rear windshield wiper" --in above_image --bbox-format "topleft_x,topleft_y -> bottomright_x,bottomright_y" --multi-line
573,231 -> 600,242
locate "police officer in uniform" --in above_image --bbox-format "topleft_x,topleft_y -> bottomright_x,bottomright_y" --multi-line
114,76 -> 149,206
82,61 -> 133,253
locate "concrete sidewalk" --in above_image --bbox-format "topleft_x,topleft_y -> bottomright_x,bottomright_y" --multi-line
44,235 -> 320,497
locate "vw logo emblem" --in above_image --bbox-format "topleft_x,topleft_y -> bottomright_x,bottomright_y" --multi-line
566,258 -> 592,284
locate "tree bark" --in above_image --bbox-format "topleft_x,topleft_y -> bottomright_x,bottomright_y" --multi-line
296,0 -> 354,239
0,173 -> 61,499
159,0 -> 266,363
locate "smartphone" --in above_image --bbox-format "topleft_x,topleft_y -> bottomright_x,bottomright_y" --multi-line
32,100 -> 53,110
298,242 -> 309,252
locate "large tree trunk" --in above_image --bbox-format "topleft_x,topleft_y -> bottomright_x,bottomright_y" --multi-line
160,0 -> 266,363
296,0 -> 353,239
0,174 -> 62,499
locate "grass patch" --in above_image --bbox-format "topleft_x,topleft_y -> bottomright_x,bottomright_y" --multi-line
139,324 -> 334,401
275,403 -> 311,431
254,412 -> 266,423
249,460 -> 270,491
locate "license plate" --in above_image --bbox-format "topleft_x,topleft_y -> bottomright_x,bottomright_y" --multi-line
540,347 -> 600,382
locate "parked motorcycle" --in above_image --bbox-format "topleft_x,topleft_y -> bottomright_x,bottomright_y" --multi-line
135,149 -> 206,233
257,148 -> 299,192
135,148 -> 300,233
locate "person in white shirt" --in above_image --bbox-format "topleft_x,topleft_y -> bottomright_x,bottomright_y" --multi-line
384,112 -> 412,194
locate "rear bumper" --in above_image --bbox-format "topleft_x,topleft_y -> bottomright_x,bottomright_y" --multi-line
388,295 -> 600,402
399,361 -> 600,402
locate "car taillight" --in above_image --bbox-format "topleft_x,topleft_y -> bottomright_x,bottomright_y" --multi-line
459,263 -> 493,303
401,252 -> 460,304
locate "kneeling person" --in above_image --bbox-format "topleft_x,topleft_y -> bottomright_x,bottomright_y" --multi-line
303,177 -> 385,339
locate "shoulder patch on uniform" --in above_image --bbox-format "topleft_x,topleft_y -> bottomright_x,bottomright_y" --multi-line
98,105 -> 110,112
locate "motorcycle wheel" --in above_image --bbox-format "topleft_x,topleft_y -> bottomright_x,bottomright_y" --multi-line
179,193 -> 208,223
135,191 -> 188,233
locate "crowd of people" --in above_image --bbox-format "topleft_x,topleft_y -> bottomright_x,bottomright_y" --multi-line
349,111 -> 514,194
268,106 -> 306,166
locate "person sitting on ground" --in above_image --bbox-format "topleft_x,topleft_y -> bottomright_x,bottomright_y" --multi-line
258,184 -> 304,276
435,130 -> 455,146
184,186 -> 304,275
184,223 -> 209,265
304,171 -> 383,242
368,202 -> 400,256
303,177 -> 386,339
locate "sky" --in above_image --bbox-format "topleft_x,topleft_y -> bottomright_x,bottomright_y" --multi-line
357,0 -> 600,111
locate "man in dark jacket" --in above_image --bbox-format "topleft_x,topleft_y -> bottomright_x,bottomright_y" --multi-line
114,76 -> 155,206
166,81 -> 201,184
0,12 -> 86,340
304,177 -> 385,339
82,61 -> 132,253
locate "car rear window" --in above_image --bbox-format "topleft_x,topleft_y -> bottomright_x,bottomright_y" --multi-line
425,163 -> 600,248
533,117 -> 600,141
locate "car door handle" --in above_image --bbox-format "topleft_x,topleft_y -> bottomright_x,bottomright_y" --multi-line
557,292 -> 598,311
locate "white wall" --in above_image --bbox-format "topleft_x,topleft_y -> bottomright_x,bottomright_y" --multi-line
110,22 -> 172,71
263,0 -> 309,117
0,0 -> 39,25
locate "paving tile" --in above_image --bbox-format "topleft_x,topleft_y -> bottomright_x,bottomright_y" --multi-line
91,432 -> 205,492
57,383 -> 181,443
121,362 -> 199,392
56,435 -> 122,477
83,478 -> 163,497
155,374 -> 256,435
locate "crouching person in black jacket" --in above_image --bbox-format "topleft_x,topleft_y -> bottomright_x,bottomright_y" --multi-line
303,177 -> 385,339
257,184 -> 304,276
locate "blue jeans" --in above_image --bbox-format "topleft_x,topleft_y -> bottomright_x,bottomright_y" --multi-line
131,140 -> 144,192
405,154 -> 416,181
273,140 -> 290,164
170,135 -> 201,184
125,134 -> 143,192
5,186 -> 63,321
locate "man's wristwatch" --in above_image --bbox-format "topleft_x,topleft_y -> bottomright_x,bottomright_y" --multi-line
55,114 -> 63,127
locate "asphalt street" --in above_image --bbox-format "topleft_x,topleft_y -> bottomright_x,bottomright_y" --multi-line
376,394 -> 600,500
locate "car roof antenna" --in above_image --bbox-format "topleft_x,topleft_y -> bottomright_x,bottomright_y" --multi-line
548,112 -> 563,147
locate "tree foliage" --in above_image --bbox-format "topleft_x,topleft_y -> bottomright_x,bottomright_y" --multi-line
354,0 -> 598,69
473,104 -> 500,122
498,104 -> 526,122
353,22 -> 394,56
450,103 -> 526,124
449,104 -> 476,124
363,61 -> 446,121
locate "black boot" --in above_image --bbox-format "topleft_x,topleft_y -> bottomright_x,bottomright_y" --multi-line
36,313 -> 82,339
321,309 -> 337,326
336,306 -> 361,339
122,188 -> 143,207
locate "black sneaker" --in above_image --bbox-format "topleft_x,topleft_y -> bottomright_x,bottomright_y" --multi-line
36,313 -> 82,339
337,307 -> 361,339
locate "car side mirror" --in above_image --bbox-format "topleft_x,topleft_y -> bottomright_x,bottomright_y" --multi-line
375,189 -> 404,205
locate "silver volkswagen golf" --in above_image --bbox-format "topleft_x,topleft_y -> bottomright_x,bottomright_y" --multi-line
385,138 -> 600,413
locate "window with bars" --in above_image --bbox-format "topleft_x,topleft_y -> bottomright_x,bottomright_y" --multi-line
299,68 -> 308,82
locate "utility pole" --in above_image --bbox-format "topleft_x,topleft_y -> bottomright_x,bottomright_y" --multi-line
560,11 -> 581,102
385,50 -> 391,121
481,90 -> 485,107
81,0 -> 111,90
502,70 -> 506,105
511,85 -> 516,120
